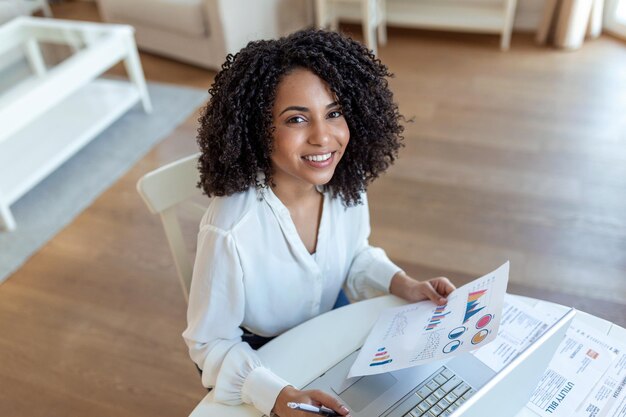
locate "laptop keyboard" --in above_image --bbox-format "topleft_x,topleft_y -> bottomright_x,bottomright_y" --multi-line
403,367 -> 476,417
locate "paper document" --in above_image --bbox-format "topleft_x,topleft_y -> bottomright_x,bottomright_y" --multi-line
570,323 -> 626,417
526,322 -> 616,417
472,293 -> 626,417
472,295 -> 551,372
348,262 -> 509,378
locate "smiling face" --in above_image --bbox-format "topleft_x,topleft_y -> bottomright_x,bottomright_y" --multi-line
270,68 -> 350,193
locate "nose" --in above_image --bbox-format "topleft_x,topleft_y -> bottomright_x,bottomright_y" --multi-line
308,120 -> 332,146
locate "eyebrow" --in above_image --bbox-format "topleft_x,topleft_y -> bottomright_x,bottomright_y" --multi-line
278,101 -> 339,116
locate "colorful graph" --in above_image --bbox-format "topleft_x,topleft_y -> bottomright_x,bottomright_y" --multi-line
448,326 -> 466,339
425,304 -> 450,331
463,289 -> 487,323
443,340 -> 462,354
471,329 -> 489,345
476,314 -> 493,329
369,347 -> 393,367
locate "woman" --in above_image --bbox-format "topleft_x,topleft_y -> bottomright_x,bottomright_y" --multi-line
183,29 -> 455,417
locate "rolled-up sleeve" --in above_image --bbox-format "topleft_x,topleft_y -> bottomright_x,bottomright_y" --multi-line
344,195 -> 403,301
182,225 -> 289,416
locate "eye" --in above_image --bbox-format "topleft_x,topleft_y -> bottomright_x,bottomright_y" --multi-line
286,115 -> 307,124
328,109 -> 343,119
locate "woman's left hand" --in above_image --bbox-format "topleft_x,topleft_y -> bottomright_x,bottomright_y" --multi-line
389,272 -> 456,305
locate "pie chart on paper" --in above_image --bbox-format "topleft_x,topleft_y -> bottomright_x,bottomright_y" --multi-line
476,314 -> 493,329
448,326 -> 466,339
443,340 -> 462,354
471,329 -> 489,345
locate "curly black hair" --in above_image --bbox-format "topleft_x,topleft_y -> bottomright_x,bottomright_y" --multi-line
197,28 -> 404,206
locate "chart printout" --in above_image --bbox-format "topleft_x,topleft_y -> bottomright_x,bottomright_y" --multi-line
348,262 -> 509,378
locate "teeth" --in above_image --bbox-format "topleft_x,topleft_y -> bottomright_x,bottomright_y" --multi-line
304,152 -> 332,162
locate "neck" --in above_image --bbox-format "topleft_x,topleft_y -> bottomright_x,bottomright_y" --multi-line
271,178 -> 319,209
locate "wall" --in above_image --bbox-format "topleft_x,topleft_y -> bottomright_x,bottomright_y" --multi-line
515,0 -> 545,31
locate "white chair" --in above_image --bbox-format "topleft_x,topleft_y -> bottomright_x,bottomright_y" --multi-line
315,0 -> 387,55
0,0 -> 52,24
136,153 -> 206,302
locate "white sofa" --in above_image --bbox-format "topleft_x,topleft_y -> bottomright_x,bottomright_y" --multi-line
0,0 -> 52,25
96,0 -> 313,70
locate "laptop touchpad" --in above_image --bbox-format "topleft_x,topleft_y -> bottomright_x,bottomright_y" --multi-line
337,373 -> 398,412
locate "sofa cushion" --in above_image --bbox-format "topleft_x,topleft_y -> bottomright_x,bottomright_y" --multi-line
0,3 -> 19,25
0,0 -> 41,25
102,0 -> 208,38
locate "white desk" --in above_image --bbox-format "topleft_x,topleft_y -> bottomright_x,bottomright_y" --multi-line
189,295 -> 626,417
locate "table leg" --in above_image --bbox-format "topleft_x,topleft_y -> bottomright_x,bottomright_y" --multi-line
24,39 -> 47,77
0,200 -> 16,231
362,0 -> 378,55
377,0 -> 387,45
315,0 -> 329,28
501,0 -> 518,50
122,35 -> 152,113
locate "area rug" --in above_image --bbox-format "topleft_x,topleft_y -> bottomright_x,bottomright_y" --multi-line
0,81 -> 207,283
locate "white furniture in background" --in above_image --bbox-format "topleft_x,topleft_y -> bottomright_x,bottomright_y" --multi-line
189,294 -> 626,417
315,0 -> 387,55
536,0 -> 604,49
0,17 -> 152,231
0,0 -> 52,25
605,0 -> 626,38
331,0 -> 519,50
136,153 -> 205,303
95,0 -> 313,70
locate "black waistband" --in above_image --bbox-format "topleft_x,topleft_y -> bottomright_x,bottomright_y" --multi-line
196,327 -> 274,386
240,327 -> 275,350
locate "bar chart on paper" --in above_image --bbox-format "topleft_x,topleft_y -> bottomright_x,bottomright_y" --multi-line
348,262 -> 510,377
426,304 -> 450,331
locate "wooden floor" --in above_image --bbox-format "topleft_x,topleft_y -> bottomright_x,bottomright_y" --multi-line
1,2 -> 625,416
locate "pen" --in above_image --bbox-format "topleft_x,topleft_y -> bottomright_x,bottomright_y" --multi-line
287,402 -> 341,416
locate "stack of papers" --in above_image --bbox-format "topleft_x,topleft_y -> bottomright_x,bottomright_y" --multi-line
348,260 -> 626,417
474,296 -> 626,417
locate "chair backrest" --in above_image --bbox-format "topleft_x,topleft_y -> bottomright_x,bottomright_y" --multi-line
136,153 -> 205,303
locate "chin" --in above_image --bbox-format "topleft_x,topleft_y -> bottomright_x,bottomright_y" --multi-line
307,171 -> 335,187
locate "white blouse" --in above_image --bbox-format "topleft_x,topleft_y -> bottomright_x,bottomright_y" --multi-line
182,185 -> 401,416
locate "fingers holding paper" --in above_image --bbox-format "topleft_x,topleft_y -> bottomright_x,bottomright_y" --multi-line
427,276 -> 456,302
389,272 -> 456,305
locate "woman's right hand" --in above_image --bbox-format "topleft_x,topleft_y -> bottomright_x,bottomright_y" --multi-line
271,385 -> 351,417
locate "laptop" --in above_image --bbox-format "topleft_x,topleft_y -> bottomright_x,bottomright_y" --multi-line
303,307 -> 576,417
